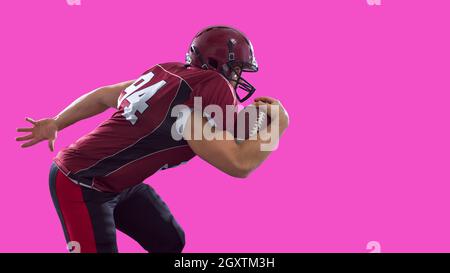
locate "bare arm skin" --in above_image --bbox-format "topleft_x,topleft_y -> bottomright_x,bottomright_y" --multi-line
185,97 -> 289,178
53,80 -> 134,130
16,80 -> 134,151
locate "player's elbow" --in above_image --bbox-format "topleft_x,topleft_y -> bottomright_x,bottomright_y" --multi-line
228,169 -> 250,178
227,159 -> 253,178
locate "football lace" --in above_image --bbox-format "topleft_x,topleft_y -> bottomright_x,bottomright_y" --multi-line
249,111 -> 266,137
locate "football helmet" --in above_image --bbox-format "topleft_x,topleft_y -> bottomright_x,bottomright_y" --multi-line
186,26 -> 258,102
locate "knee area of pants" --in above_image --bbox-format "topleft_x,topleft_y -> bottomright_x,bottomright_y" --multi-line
172,236 -> 185,253
147,234 -> 185,253
152,226 -> 185,253
169,226 -> 185,252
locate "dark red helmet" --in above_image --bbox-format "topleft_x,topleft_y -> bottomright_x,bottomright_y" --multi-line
186,26 -> 258,102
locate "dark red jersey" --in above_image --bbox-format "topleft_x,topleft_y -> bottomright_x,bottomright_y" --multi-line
54,62 -> 237,192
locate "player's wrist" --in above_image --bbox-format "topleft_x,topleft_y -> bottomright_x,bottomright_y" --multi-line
52,116 -> 63,131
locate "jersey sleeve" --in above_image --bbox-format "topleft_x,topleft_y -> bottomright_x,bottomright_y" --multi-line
188,72 -> 237,133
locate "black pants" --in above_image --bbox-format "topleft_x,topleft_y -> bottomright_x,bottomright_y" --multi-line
49,162 -> 185,253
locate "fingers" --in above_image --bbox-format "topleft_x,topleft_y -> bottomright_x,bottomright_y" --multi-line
254,97 -> 286,111
21,138 -> 42,148
48,139 -> 55,152
25,117 -> 37,125
252,100 -> 269,105
17,127 -> 33,132
16,134 -> 34,142
254,97 -> 278,104
250,101 -> 264,107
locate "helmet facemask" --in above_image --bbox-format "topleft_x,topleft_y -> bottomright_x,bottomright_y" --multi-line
223,62 -> 257,103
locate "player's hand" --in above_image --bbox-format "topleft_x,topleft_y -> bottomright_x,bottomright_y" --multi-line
16,117 -> 59,151
253,97 -> 290,129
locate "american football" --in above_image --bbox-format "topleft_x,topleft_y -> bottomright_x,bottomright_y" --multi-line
234,104 -> 271,142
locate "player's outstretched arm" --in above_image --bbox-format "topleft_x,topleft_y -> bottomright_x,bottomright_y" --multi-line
16,80 -> 134,151
184,97 -> 289,178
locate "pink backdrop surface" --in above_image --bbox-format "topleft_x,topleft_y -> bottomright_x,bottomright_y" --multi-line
1,0 -> 449,253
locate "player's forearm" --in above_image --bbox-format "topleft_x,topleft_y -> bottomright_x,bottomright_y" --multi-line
53,88 -> 110,131
234,122 -> 288,177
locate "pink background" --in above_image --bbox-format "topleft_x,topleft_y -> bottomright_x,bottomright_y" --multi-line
1,0 -> 449,253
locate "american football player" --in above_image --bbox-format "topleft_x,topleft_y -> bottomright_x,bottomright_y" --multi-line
16,26 -> 289,253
